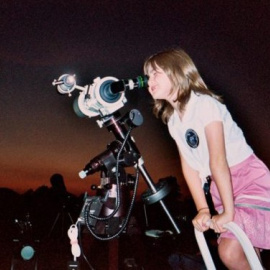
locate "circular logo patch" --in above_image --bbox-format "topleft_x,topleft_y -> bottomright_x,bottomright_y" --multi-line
185,129 -> 199,148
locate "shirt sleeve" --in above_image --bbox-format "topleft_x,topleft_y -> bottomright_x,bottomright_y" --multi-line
199,96 -> 225,127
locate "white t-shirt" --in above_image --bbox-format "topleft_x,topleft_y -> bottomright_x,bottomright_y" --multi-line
168,91 -> 253,184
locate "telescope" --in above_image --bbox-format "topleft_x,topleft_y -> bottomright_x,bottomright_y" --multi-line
53,74 -> 148,118
52,72 -> 181,242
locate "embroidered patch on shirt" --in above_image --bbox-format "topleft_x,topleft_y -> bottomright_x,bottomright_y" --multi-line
185,129 -> 199,148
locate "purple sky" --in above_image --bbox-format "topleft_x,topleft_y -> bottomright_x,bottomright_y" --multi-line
1,1 -> 269,196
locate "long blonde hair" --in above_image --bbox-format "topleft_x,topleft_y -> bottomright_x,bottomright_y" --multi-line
144,49 -> 222,123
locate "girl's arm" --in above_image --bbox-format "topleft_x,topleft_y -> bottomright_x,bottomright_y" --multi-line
205,121 -> 235,232
180,152 -> 211,232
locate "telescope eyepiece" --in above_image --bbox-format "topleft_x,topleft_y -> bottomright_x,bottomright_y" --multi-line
110,75 -> 148,94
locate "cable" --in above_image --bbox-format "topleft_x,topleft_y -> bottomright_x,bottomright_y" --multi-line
68,224 -> 81,260
194,228 -> 216,270
84,125 -> 140,240
194,221 -> 264,270
77,222 -> 95,270
84,166 -> 139,241
223,222 -> 263,270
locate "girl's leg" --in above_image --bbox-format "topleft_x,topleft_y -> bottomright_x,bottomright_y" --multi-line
218,238 -> 251,270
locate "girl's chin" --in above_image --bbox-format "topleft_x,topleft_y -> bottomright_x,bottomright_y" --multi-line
152,94 -> 163,100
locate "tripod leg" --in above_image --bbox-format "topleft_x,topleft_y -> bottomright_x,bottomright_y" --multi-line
11,255 -> 17,270
143,204 -> 149,228
48,213 -> 60,237
62,212 -> 74,237
67,212 -> 74,224
34,256 -> 38,270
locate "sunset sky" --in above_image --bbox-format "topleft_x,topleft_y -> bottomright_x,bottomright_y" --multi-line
1,1 -> 269,198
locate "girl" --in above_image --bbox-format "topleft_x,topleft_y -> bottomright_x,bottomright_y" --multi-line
143,49 -> 270,269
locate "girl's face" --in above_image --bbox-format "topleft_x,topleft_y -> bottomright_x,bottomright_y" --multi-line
147,64 -> 174,101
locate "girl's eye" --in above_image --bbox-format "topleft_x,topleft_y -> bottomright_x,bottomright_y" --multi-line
149,71 -> 156,78
154,71 -> 161,78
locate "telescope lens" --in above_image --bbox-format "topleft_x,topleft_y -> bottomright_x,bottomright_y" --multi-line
56,74 -> 76,94
64,75 -> 75,86
99,80 -> 121,103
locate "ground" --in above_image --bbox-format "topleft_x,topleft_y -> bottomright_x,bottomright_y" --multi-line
0,188 -> 269,269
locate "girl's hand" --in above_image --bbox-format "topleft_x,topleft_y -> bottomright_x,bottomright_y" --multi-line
192,209 -> 211,232
209,212 -> 234,233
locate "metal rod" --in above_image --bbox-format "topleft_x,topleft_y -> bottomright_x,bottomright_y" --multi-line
138,162 -> 180,234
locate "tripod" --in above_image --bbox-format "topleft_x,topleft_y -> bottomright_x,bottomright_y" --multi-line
72,110 -> 180,269
11,213 -> 39,270
53,73 -> 180,269
48,200 -> 74,238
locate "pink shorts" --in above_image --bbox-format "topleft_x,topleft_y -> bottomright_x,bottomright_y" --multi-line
210,154 -> 270,249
